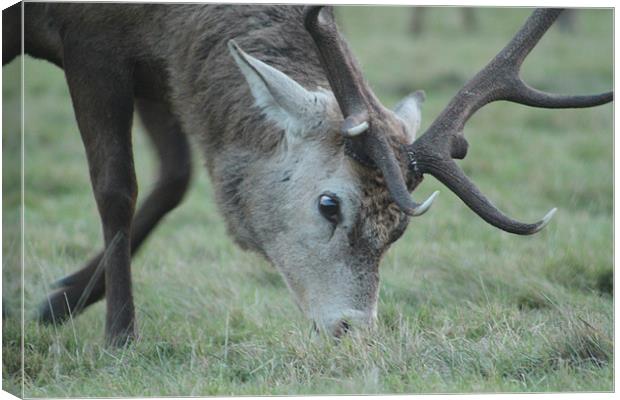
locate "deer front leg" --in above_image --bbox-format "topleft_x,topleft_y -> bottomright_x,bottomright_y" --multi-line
63,45 -> 137,345
37,100 -> 192,326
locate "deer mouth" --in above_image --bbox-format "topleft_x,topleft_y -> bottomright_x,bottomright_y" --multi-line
310,307 -> 376,338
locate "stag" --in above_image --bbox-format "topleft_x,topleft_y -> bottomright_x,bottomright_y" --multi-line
3,4 -> 611,344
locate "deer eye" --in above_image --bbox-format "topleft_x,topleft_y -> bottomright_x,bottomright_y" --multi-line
318,193 -> 340,224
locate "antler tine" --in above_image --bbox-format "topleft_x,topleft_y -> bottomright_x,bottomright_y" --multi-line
304,6 -> 370,125
418,8 -> 612,149
420,159 -> 556,235
304,5 -> 438,217
408,8 -> 613,234
500,8 -> 613,108
508,82 -> 613,108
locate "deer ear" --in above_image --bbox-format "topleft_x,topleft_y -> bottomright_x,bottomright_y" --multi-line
393,90 -> 425,144
228,40 -> 329,135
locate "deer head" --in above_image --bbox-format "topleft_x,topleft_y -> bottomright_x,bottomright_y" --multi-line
227,7 -> 611,336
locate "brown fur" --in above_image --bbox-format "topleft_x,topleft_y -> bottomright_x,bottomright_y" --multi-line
4,3 -> 417,341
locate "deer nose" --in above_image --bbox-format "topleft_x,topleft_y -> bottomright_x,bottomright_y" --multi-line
331,319 -> 351,338
311,308 -> 376,337
325,312 -> 375,338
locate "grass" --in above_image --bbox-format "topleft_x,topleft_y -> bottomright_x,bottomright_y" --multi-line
2,6 -> 613,396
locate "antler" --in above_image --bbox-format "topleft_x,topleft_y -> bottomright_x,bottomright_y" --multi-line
304,6 -> 438,216
407,8 -> 612,235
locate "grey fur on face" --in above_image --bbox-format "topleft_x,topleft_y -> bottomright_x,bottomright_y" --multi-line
226,27 -> 420,333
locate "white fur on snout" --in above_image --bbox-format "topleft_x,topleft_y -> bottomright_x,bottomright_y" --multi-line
312,307 -> 377,336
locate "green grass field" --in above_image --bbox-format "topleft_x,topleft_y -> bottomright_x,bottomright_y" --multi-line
2,7 -> 613,396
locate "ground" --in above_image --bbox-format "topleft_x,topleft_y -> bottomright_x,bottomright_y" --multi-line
2,6 -> 613,396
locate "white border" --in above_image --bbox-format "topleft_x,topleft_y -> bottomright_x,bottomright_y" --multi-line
0,1 -> 615,400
